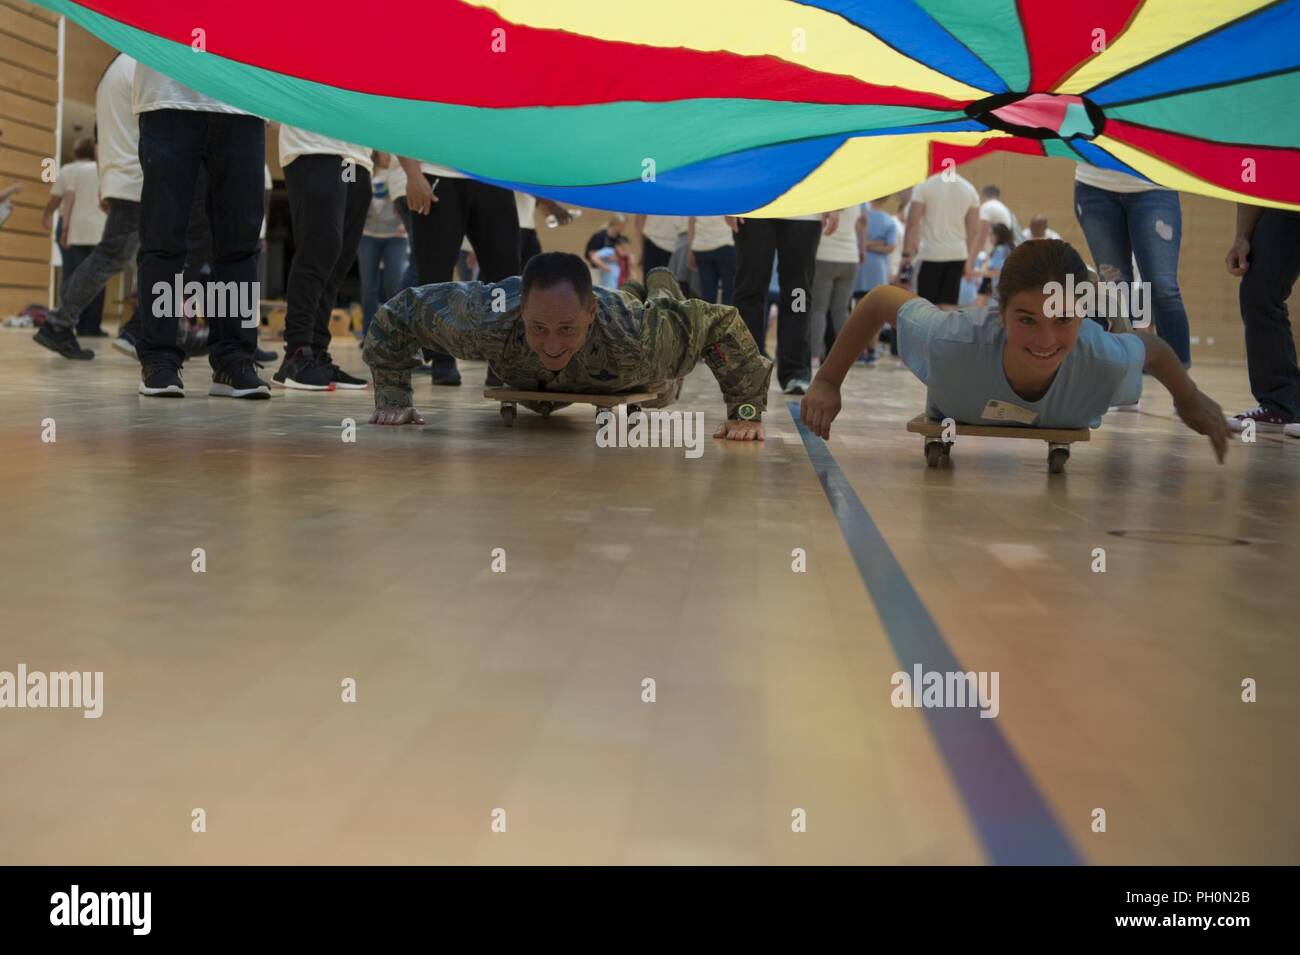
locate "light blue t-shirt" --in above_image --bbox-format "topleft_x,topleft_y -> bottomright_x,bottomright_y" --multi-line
896,298 -> 1145,429
854,207 -> 898,293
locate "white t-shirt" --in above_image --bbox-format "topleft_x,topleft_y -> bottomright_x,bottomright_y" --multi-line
1027,227 -> 1062,241
1074,165 -> 1165,193
816,206 -> 862,263
911,173 -> 979,262
51,160 -> 106,245
383,155 -> 407,201
419,162 -> 465,179
887,214 -> 905,278
515,192 -> 536,229
278,126 -> 373,174
96,54 -> 142,202
979,198 -> 1012,228
642,215 -> 686,252
132,65 -> 250,115
691,216 -> 733,253
260,165 -> 271,240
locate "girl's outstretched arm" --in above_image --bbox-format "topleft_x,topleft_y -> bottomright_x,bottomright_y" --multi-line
801,285 -> 917,440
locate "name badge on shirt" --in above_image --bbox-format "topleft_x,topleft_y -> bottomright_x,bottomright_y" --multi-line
981,399 -> 1039,425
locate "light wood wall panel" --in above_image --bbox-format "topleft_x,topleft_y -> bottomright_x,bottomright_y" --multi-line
0,0 -> 57,317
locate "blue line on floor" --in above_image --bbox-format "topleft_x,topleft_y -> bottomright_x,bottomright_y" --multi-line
788,402 -> 1081,865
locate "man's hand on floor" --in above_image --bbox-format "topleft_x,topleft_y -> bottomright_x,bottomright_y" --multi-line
714,418 -> 764,442
370,406 -> 426,426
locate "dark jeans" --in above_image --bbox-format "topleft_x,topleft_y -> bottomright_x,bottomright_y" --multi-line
136,109 -> 264,371
406,175 -> 519,367
642,236 -> 673,274
1074,180 -> 1191,364
51,199 -> 137,331
358,234 -> 408,337
734,218 -> 821,385
392,198 -> 420,292
283,153 -> 371,353
1241,209 -> 1300,419
694,245 -> 736,305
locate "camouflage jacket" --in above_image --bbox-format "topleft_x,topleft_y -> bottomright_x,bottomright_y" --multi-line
362,268 -> 772,418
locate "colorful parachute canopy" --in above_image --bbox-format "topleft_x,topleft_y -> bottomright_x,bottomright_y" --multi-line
36,0 -> 1300,215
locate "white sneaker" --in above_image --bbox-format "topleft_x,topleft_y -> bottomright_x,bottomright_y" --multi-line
1110,402 -> 1141,413
1284,422 -> 1300,439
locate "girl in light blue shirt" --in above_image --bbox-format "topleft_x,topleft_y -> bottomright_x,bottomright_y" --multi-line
801,239 -> 1228,462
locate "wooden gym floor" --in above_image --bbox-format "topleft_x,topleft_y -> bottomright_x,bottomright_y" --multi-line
0,327 -> 1296,865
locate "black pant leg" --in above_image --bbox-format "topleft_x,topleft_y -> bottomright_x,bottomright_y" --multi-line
407,176 -> 469,364
1240,209 -> 1300,418
775,219 -> 822,385
136,109 -> 207,370
201,113 -> 265,369
283,153 -> 347,353
465,181 -> 521,282
313,167 -> 372,354
733,219 -> 779,357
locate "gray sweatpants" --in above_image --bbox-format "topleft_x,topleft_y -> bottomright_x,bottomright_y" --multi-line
807,259 -> 857,361
48,197 -> 139,331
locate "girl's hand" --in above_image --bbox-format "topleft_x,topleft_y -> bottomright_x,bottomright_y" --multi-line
800,379 -> 842,440
1174,389 -> 1229,463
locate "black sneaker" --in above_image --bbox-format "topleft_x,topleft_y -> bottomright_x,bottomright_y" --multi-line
139,365 -> 185,397
485,366 -> 503,387
254,346 -> 278,363
273,346 -> 335,391
210,360 -> 271,399
33,324 -> 94,360
318,351 -> 368,390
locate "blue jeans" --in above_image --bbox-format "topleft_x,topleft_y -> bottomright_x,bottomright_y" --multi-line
1074,181 -> 1191,364
694,245 -> 736,304
358,235 -> 409,336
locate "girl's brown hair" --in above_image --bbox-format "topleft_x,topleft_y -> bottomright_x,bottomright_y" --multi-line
996,238 -> 1090,309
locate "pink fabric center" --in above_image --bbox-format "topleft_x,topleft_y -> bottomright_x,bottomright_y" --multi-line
991,93 -> 1085,133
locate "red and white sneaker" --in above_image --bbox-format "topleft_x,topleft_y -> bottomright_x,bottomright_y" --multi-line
1226,406 -> 1290,433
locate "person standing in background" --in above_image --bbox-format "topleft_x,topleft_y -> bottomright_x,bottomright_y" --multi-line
42,137 -> 107,340
1224,203 -> 1300,437
131,66 -> 266,399
807,205 -> 863,366
732,212 -> 834,395
358,152 -> 408,341
34,55 -> 139,360
901,171 -> 979,310
1073,165 -> 1192,366
514,192 -> 572,268
397,153 -> 520,386
851,201 -> 899,363
275,125 -> 373,390
636,214 -> 686,276
687,216 -> 736,305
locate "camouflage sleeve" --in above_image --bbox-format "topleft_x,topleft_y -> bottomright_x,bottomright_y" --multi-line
641,267 -> 773,419
361,283 -> 494,408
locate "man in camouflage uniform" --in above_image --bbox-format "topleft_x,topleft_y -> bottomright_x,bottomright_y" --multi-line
363,252 -> 772,440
